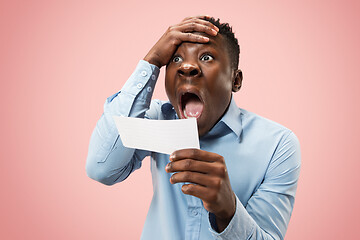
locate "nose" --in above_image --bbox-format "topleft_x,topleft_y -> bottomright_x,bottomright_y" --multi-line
177,62 -> 201,77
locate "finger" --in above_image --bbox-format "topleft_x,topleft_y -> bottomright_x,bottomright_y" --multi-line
166,31 -> 209,45
166,160 -> 228,180
170,171 -> 217,187
181,17 -> 216,27
170,19 -> 218,37
180,18 -> 219,33
166,160 -> 226,178
178,32 -> 210,43
182,15 -> 212,22
166,158 -> 215,174
181,183 -> 216,203
170,149 -> 223,163
178,22 -> 218,36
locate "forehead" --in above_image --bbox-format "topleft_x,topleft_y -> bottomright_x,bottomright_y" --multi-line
177,33 -> 227,53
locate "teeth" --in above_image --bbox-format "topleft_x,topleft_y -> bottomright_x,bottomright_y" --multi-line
183,109 -> 198,119
183,109 -> 189,118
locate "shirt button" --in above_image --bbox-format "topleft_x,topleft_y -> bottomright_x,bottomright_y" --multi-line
192,210 -> 198,216
151,75 -> 156,80
137,83 -> 143,89
141,71 -> 147,77
146,86 -> 152,92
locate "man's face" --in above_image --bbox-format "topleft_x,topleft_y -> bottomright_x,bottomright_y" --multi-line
165,34 -> 236,136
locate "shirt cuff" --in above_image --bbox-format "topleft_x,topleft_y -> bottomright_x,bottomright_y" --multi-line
104,60 -> 160,116
120,60 -> 160,101
209,195 -> 256,239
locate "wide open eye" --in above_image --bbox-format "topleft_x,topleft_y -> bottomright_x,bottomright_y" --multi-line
172,55 -> 183,63
200,53 -> 214,61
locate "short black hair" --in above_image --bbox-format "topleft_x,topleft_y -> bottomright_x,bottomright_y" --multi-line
204,17 -> 240,70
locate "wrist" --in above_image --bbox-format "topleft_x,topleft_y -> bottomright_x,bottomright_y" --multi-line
214,193 -> 236,232
215,206 -> 235,232
144,54 -> 162,68
215,215 -> 232,233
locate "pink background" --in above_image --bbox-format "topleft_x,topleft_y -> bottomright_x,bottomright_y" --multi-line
1,0 -> 359,239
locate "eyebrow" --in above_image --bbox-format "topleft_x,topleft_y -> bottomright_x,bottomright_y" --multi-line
207,38 -> 220,47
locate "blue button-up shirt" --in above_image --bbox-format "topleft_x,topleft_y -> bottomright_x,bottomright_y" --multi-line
86,60 -> 301,240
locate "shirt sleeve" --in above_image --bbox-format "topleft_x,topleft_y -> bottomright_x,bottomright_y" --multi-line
209,131 -> 301,240
85,60 -> 160,185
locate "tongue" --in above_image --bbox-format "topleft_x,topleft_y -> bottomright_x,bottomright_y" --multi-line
184,99 -> 204,118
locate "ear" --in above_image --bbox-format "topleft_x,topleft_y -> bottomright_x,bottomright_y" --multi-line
232,69 -> 243,92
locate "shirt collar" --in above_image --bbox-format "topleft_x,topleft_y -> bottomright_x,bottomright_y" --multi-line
217,96 -> 243,139
161,102 -> 176,119
161,96 -> 242,139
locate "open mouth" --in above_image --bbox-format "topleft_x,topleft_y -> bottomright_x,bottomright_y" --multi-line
180,92 -> 204,119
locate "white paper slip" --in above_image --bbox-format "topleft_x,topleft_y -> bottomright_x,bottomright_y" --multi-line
112,116 -> 200,155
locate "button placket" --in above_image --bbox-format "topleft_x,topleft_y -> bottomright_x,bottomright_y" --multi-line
191,209 -> 198,216
141,70 -> 147,77
185,204 -> 202,239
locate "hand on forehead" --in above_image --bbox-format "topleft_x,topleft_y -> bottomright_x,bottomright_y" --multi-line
143,15 -> 219,68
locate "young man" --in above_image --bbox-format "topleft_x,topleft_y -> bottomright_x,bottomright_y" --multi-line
86,16 -> 301,240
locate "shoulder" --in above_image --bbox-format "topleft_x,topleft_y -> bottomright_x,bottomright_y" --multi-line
240,108 -> 294,137
240,108 -> 301,176
240,108 -> 300,154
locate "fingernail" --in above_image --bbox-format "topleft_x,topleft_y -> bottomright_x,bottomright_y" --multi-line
202,36 -> 209,41
212,28 -> 218,35
170,153 -> 175,161
170,175 -> 174,184
165,162 -> 171,171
